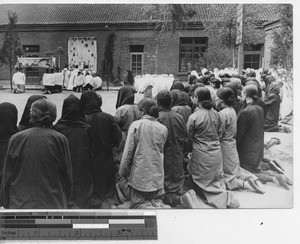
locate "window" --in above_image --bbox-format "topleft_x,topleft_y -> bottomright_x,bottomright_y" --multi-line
23,45 -> 40,52
179,37 -> 208,72
130,45 -> 144,76
130,53 -> 143,76
244,54 -> 260,69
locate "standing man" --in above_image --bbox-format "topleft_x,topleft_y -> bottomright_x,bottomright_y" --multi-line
62,64 -> 71,89
68,65 -> 79,91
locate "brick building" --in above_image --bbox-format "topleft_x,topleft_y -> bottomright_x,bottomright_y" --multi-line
0,4 -> 281,84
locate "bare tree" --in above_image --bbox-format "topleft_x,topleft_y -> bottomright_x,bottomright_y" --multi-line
143,4 -> 196,74
0,11 -> 22,89
203,4 -> 264,69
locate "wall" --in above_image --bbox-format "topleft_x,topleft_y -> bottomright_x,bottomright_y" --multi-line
0,28 -> 192,82
0,26 -> 270,82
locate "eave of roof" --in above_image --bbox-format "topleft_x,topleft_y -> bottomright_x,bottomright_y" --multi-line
0,3 -> 281,27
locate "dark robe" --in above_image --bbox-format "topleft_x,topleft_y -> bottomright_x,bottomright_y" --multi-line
1,127 -> 72,209
0,103 -> 18,197
54,94 -> 93,208
264,83 -> 281,131
124,70 -> 134,86
170,81 -> 192,107
223,82 -> 243,115
80,91 -> 122,202
18,95 -> 46,131
256,98 -> 267,117
115,86 -> 136,109
170,81 -> 185,91
244,81 -> 266,116
236,103 -> 264,173
170,89 -> 192,125
236,99 -> 265,119
233,99 -> 245,116
158,108 -> 188,204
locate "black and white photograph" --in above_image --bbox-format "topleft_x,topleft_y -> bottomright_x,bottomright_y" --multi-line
0,1 -> 298,243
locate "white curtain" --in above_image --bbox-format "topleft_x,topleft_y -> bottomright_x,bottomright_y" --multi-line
68,37 -> 97,73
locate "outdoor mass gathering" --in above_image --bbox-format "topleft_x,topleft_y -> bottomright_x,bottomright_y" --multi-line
0,4 -> 293,210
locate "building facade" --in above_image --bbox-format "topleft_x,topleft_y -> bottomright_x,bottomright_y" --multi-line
0,4 -> 281,84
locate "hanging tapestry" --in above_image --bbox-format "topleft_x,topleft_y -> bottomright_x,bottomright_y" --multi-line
68,37 -> 97,73
17,57 -> 56,68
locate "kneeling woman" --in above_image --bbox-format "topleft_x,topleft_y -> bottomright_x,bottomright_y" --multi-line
187,87 -> 239,208
216,87 -> 264,194
1,99 -> 72,209
118,98 -> 169,209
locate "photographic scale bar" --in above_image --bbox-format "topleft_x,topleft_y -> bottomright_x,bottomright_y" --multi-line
0,210 -> 157,240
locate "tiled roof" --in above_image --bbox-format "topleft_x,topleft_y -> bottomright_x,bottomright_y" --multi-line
0,4 -> 281,26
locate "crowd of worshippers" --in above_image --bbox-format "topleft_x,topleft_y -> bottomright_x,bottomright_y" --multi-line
0,68 -> 293,209
42,65 -> 103,94
10,65 -> 103,95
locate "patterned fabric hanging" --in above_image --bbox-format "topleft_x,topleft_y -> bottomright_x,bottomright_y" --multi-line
68,37 -> 97,73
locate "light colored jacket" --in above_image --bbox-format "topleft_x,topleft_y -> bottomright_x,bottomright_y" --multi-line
12,72 -> 26,85
42,73 -> 55,86
119,115 -> 168,192
54,72 -> 64,85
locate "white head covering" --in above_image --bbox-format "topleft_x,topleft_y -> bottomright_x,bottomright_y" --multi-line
191,70 -> 199,79
201,68 -> 208,76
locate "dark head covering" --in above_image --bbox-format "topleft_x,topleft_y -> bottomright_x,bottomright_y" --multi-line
115,86 -> 136,109
126,70 -> 134,85
217,87 -> 236,106
157,90 -> 172,109
195,87 -> 213,109
210,78 -> 221,89
80,90 -> 102,115
247,70 -> 256,78
260,69 -> 270,81
30,98 -> 57,127
188,75 -> 197,85
56,94 -> 88,127
221,77 -> 231,85
264,75 -> 276,88
0,102 -> 18,143
219,73 -> 231,79
265,77 -> 280,96
19,95 -> 46,127
138,98 -> 159,118
170,81 -> 184,91
170,89 -> 186,107
198,75 -> 210,85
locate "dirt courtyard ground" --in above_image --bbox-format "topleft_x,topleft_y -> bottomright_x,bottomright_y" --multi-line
0,89 -> 294,209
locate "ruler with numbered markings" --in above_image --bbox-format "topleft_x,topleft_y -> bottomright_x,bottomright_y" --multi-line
0,210 -> 157,240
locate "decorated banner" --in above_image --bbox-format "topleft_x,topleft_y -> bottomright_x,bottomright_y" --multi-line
16,57 -> 56,68
68,37 -> 97,73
